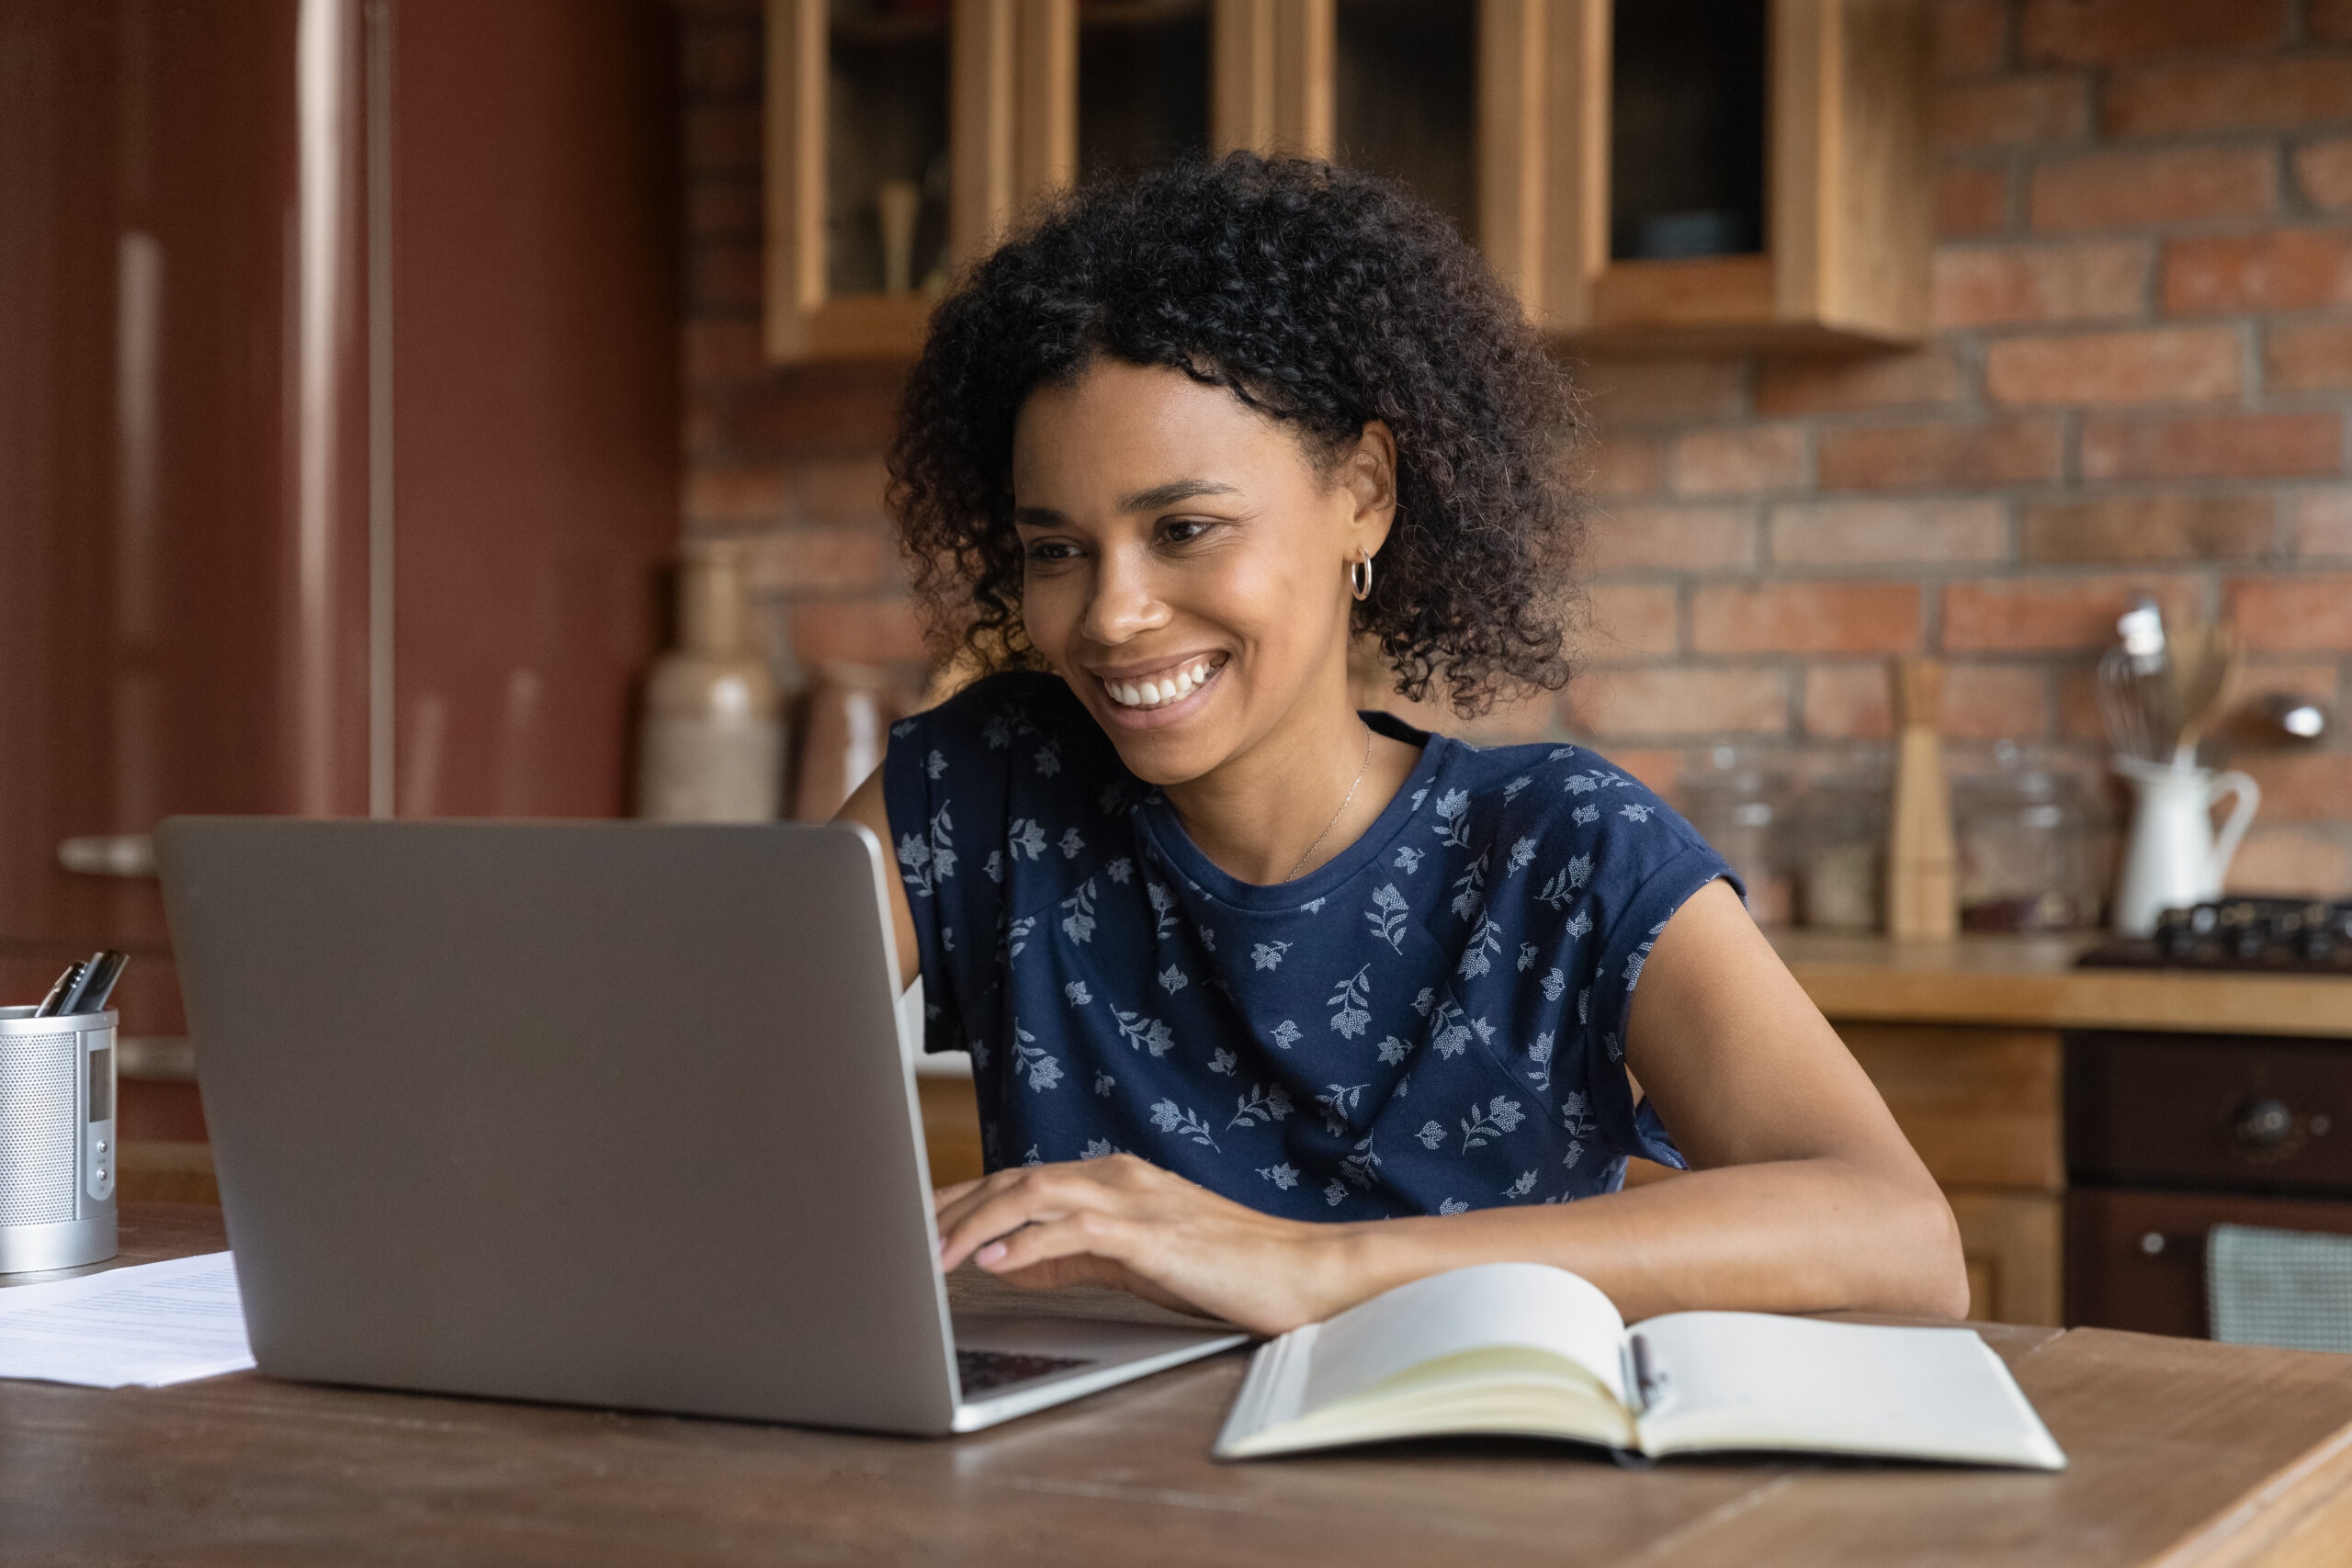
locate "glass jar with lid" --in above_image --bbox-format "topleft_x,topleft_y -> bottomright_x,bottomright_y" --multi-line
1680,745 -> 1793,925
1954,741 -> 2095,932
1791,761 -> 1890,931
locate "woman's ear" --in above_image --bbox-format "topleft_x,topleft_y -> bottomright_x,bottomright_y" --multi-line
1344,421 -> 1399,558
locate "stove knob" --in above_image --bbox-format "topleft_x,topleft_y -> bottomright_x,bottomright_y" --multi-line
2233,1097 -> 2295,1151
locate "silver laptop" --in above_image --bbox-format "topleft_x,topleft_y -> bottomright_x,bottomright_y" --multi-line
156,818 -> 1245,1434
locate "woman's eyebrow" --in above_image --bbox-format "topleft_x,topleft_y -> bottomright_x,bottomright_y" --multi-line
1012,480 -> 1239,528
1118,479 -> 1238,513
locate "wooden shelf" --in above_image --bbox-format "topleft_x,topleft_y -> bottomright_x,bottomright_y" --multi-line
782,293 -> 938,363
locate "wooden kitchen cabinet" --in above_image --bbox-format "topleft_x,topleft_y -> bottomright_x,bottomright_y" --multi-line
767,0 -> 1929,358
1840,1022 -> 2065,1325
766,0 -> 1291,363
1480,0 -> 1931,347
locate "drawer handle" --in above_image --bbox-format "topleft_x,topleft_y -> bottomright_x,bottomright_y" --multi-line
2140,1232 -> 2205,1258
2229,1096 -> 2311,1163
59,834 -> 156,877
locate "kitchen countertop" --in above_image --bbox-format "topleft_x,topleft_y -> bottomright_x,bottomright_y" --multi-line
1770,931 -> 2352,1038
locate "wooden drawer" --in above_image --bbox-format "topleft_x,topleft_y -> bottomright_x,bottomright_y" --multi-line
1838,1023 -> 2064,1192
2067,1031 -> 2352,1192
1951,1189 -> 2061,1326
2067,1186 -> 2352,1337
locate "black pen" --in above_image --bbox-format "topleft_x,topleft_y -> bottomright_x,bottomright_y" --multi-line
74,950 -> 129,1014
32,962 -> 85,1019
55,950 -> 119,1016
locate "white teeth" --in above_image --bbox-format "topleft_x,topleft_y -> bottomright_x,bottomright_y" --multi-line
1105,659 -> 1220,708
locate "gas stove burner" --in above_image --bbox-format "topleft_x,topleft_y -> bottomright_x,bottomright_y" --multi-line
2078,898 -> 2352,974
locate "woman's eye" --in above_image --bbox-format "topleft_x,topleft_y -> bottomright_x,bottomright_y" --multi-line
1024,539 -> 1079,562
1161,518 -> 1212,545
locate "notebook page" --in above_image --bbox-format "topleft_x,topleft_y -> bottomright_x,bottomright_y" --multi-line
1301,1261 -> 1629,1413
1633,1313 -> 2064,1468
0,1251 -> 255,1389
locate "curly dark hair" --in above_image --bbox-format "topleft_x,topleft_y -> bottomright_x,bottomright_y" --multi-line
886,152 -> 1586,715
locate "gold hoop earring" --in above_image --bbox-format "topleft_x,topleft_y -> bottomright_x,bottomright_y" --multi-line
1349,551 -> 1374,602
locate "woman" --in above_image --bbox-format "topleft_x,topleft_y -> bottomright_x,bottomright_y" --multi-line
839,154 -> 1965,1336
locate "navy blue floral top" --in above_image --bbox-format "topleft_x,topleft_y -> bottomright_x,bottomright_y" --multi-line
882,671 -> 1736,1220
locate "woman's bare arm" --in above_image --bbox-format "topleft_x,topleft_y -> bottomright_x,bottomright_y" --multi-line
1314,879 -> 1971,1322
835,765 -> 921,992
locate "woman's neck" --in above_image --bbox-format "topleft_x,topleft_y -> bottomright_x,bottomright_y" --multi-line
1161,675 -> 1421,886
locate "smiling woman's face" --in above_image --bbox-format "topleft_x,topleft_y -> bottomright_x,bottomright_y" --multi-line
1011,359 -> 1391,786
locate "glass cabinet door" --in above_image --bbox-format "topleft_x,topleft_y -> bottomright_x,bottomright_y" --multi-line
826,2 -> 954,299
1078,2 -> 1212,183
1332,0 -> 1476,240
1607,0 -> 1767,264
767,0 -> 956,361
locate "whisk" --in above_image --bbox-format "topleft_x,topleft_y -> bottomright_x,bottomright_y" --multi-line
2096,600 -> 2172,763
2096,600 -> 2242,766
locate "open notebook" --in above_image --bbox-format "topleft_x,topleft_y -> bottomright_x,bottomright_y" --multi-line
1214,1262 -> 2065,1469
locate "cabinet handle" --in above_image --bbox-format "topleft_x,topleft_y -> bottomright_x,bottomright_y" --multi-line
58,834 -> 156,877
2139,1231 -> 2205,1258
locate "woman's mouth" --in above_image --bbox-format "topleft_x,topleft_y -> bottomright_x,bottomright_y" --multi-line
1097,654 -> 1227,713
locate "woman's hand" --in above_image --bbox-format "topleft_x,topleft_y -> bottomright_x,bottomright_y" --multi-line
933,1155 -> 1356,1335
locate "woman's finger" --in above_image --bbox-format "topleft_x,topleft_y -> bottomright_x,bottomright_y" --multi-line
932,1167 -> 1043,1235
972,1207 -> 1139,1278
931,1177 -> 984,1210
935,1167 -> 1115,1271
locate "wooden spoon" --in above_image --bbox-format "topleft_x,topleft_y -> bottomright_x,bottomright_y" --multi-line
2167,621 -> 2240,766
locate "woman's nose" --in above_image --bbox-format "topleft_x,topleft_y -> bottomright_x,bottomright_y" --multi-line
1080,549 -> 1170,646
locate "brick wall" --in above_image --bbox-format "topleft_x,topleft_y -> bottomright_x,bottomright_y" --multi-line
678,0 -> 2352,901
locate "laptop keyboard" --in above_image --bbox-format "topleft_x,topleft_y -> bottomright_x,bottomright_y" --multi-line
956,1348 -> 1096,1395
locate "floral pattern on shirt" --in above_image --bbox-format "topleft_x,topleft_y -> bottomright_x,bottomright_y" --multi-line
882,672 -> 1734,1220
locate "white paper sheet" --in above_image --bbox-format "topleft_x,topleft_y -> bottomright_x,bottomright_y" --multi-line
0,1251 -> 254,1388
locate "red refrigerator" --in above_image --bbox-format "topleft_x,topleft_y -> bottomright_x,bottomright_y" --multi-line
0,0 -> 683,1188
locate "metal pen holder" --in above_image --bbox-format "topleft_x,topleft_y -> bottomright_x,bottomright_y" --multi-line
0,1005 -> 119,1272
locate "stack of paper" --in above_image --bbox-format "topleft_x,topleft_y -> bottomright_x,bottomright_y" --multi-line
0,1251 -> 255,1388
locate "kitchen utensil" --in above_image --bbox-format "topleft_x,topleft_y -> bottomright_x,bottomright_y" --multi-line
2165,620 -> 2240,766
2111,757 -> 2260,937
1886,658 -> 1958,940
2096,599 -> 2171,763
2233,692 -> 2330,747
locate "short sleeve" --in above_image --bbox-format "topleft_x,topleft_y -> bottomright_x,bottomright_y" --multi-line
880,679 -> 1017,1057
1519,768 -> 1739,1173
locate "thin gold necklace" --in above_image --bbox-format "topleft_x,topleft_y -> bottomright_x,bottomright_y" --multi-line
1284,723 -> 1374,882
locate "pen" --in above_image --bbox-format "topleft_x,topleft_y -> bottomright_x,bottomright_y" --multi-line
32,961 -> 85,1019
55,950 -> 119,1016
74,950 -> 129,1014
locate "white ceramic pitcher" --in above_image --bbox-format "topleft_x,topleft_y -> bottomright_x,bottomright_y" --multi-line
2111,757 -> 2260,936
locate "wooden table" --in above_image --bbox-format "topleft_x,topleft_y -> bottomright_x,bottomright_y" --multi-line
6,1206 -> 2352,1566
